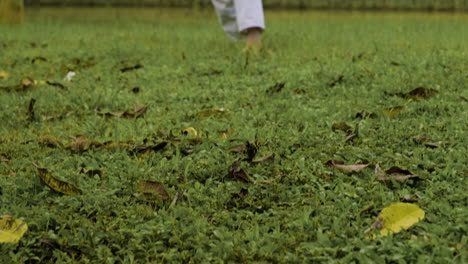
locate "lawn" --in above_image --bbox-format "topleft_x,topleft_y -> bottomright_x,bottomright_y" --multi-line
0,7 -> 467,263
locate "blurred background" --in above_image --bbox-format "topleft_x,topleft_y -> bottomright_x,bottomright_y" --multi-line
20,0 -> 468,11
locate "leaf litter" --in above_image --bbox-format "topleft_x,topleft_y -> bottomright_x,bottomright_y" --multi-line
33,162 -> 82,195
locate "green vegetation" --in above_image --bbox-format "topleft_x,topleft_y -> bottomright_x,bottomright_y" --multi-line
1,8 -> 467,263
24,0 -> 468,11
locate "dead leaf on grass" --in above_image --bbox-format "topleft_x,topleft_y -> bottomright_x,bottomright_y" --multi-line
245,141 -> 259,162
0,77 -> 35,92
229,144 -> 246,153
38,135 -> 62,148
130,141 -> 168,155
325,160 -> 369,173
45,81 -> 65,89
251,153 -> 275,164
137,180 -> 170,201
33,162 -> 82,195
365,202 -> 425,237
228,159 -> 254,183
328,75 -> 344,88
375,164 -> 424,183
401,87 -> 438,100
97,104 -> 147,119
331,122 -> 352,133
66,135 -> 97,153
0,216 -> 28,244
383,106 -> 404,118
27,98 -> 36,122
266,82 -> 286,93
120,64 -> 143,73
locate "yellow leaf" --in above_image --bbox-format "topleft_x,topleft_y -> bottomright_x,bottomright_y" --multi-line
34,163 -> 82,195
370,202 -> 425,236
182,127 -> 198,138
0,70 -> 8,80
0,215 -> 27,243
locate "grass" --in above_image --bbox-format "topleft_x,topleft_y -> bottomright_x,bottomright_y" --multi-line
0,7 -> 467,263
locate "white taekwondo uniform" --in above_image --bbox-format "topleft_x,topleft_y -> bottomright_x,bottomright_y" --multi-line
211,0 -> 265,40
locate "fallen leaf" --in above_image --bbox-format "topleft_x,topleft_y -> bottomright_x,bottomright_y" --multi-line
423,142 -> 441,149
328,75 -> 344,88
400,194 -> 421,203
97,104 -> 147,119
325,160 -> 369,173
38,135 -> 62,148
229,144 -> 246,153
383,106 -> 404,118
66,135 -> 94,153
366,203 -> 425,237
0,70 -> 8,80
130,141 -> 168,155
34,162 -> 82,195
245,141 -> 259,162
331,122 -> 352,133
401,87 -> 438,100
266,82 -> 286,93
137,180 -> 169,201
228,159 -> 254,183
0,216 -> 28,243
45,81 -> 65,89
375,164 -> 423,183
120,64 -> 143,73
27,98 -> 36,122
251,153 -> 275,164
79,168 -> 103,178
182,127 -> 198,138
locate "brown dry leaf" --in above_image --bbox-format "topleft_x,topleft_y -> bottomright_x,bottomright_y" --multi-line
328,75 -> 344,88
266,82 -> 286,93
97,104 -> 147,119
34,162 -> 82,195
229,144 -> 246,153
120,64 -> 143,73
383,106 -> 404,118
228,159 -> 254,183
245,141 -> 259,162
423,142 -> 441,149
401,87 -> 438,100
79,168 -> 103,178
325,160 -> 369,173
137,180 -> 169,201
38,135 -> 62,148
375,164 -> 423,183
400,194 -> 421,203
66,135 -> 97,153
27,98 -> 36,121
45,81 -> 65,89
252,153 -> 275,164
331,122 -> 352,133
130,141 -> 168,155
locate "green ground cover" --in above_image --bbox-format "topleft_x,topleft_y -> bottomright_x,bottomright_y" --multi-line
0,8 -> 467,263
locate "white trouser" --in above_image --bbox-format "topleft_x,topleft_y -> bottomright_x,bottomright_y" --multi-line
211,0 -> 265,41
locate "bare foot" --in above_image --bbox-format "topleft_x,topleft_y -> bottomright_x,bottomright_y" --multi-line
244,27 -> 262,52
